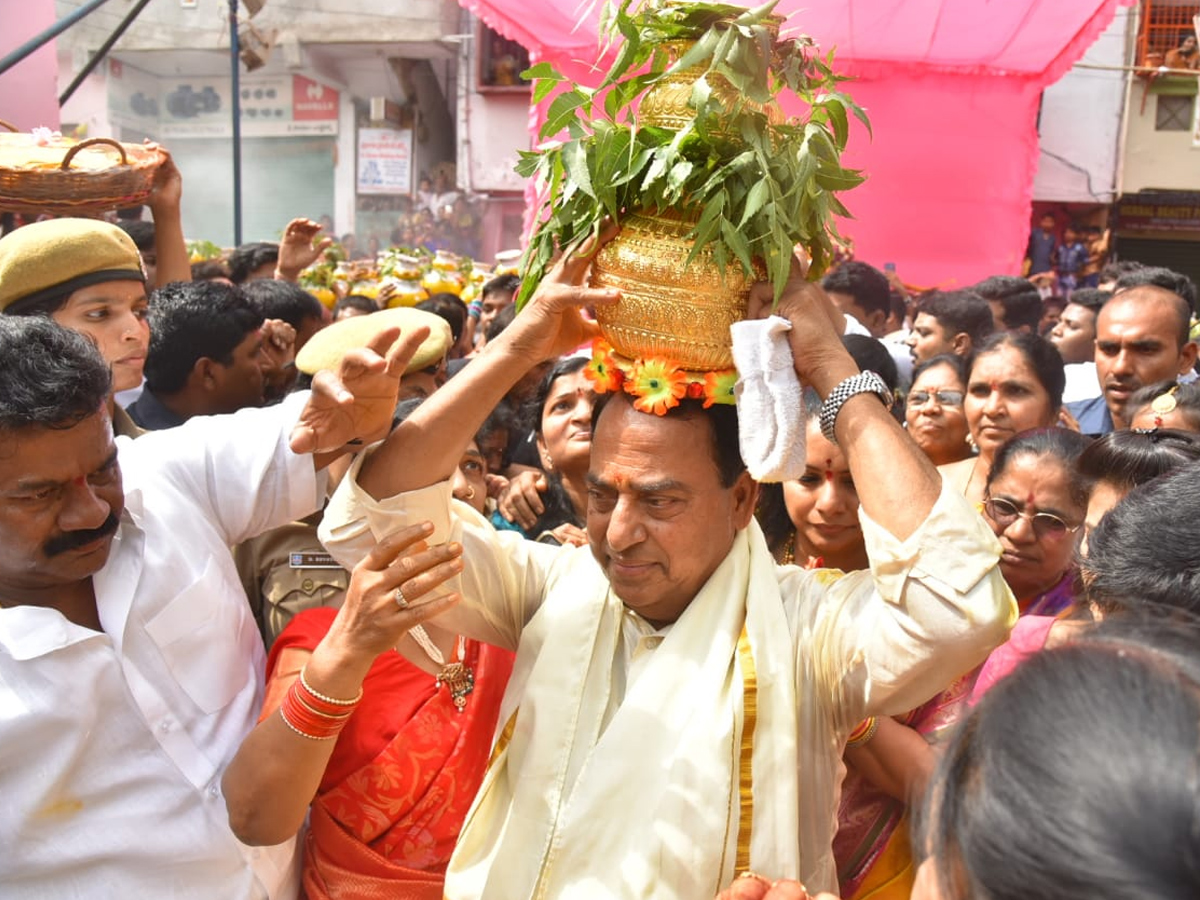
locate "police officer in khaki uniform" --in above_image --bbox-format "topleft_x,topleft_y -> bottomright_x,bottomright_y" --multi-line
236,307 -> 453,646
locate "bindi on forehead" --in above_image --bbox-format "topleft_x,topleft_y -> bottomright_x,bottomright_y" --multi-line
824,458 -> 835,481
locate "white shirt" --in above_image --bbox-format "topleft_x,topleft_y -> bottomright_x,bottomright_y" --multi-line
0,394 -> 323,899
1062,361 -> 1102,404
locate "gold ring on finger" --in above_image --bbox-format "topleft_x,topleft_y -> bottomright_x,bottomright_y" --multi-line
394,585 -> 409,608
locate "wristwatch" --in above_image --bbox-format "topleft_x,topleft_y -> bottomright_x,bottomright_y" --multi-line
818,371 -> 892,445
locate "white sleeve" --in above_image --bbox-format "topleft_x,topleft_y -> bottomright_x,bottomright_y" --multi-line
793,481 -> 1016,729
320,447 -> 562,651
119,392 -> 325,547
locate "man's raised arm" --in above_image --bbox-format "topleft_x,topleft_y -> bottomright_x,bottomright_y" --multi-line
356,227 -> 619,501
749,262 -> 941,540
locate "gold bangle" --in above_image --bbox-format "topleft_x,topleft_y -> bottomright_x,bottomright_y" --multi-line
846,716 -> 879,748
299,665 -> 363,707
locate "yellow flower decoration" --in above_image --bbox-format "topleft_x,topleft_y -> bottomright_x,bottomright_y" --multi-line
626,357 -> 687,415
585,341 -> 624,394
702,369 -> 738,408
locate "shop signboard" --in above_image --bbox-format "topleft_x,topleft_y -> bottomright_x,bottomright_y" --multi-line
111,71 -> 339,138
106,59 -> 162,131
357,128 -> 413,194
1117,191 -> 1200,235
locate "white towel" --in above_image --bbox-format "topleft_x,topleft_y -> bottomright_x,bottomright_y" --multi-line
730,315 -> 806,482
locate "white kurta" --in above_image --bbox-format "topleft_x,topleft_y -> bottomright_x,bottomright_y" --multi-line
0,393 -> 323,899
321,462 -> 1014,899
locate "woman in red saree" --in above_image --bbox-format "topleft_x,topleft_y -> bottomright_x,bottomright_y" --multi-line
223,513 -> 513,900
270,607 -> 512,899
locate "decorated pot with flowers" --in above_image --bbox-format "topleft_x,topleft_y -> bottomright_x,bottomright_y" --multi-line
516,0 -> 867,412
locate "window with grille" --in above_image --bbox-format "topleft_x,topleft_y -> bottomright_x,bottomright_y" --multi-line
1156,94 -> 1194,129
1139,1 -> 1200,64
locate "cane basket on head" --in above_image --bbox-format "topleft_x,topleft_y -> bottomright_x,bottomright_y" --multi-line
0,119 -> 162,216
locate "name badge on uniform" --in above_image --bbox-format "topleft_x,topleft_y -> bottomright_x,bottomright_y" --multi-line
289,551 -> 341,570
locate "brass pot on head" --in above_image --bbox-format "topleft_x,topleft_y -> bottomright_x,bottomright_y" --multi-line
591,209 -> 765,371
589,33 -> 780,371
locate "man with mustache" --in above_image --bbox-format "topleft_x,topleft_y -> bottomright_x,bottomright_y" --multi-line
0,314 -> 426,898
1065,276 -> 1198,434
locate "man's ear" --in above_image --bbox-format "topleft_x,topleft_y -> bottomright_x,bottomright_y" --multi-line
192,357 -> 219,392
1178,341 -> 1199,377
951,332 -> 973,356
731,471 -> 760,530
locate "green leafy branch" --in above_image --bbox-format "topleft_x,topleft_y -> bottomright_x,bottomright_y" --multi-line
515,0 -> 869,307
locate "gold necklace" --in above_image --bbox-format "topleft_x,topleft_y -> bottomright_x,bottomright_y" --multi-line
407,627 -> 475,711
780,530 -> 797,566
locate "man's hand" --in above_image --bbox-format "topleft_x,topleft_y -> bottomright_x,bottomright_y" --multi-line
276,218 -> 333,282
547,522 -> 587,547
260,318 -> 298,402
494,222 -> 621,364
714,874 -> 838,900
144,143 -> 182,216
497,469 -> 547,530
747,256 -> 855,395
290,324 -> 429,455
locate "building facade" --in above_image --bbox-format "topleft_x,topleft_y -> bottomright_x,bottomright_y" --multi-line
53,0 -> 528,257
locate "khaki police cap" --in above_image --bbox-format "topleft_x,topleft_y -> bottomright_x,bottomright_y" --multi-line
0,218 -> 145,312
295,306 -> 452,376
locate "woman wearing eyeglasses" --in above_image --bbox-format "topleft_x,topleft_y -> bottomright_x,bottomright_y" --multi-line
904,355 -> 971,466
971,428 -> 1200,701
832,429 -> 1087,900
940,333 -> 1067,503
982,428 -> 1090,614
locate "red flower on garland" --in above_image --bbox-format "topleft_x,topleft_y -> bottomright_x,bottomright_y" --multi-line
585,340 -> 623,393
626,357 -> 687,415
702,369 -> 738,408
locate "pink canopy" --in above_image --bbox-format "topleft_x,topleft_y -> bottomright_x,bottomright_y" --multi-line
461,0 -> 1131,288
0,0 -> 60,133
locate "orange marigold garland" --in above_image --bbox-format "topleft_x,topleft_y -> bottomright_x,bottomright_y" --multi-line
586,340 -> 624,393
583,341 -> 738,415
626,357 -> 687,415
702,369 -> 738,408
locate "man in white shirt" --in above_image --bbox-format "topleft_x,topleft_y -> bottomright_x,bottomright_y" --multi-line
321,241 -> 1016,898
0,315 -> 420,898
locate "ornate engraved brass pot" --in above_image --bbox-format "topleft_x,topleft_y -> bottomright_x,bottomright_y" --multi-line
588,30 -> 779,371
590,209 -> 764,371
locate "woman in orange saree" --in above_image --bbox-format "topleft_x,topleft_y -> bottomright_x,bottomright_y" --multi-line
222,521 -> 513,900
270,606 -> 512,899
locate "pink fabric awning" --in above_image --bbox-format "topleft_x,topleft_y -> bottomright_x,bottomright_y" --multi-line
0,0 -> 61,133
461,0 -> 1132,288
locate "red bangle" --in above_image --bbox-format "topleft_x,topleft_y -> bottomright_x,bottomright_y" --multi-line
279,677 -> 359,740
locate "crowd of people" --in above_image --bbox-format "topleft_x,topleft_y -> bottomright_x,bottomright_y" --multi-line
2,151 -> 1200,900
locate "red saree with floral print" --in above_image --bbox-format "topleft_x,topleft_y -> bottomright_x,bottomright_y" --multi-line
266,608 -> 513,900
